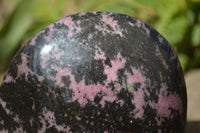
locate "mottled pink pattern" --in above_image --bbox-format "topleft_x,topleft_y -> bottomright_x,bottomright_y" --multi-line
41,55 -> 49,68
104,68 -> 117,82
125,67 -> 149,118
63,17 -> 74,28
2,74 -> 15,83
136,20 -> 150,36
103,14 -> 123,37
94,47 -> 127,83
72,80 -> 100,105
71,77 -> 120,107
132,89 -> 145,118
151,83 -> 183,118
100,84 -> 120,107
95,24 -> 104,31
126,67 -> 146,87
0,12 -> 186,132
41,47 -> 63,68
13,115 -> 21,123
29,34 -> 39,46
94,46 -> 106,60
51,63 -> 122,107
112,53 -> 126,69
61,16 -> 82,38
118,99 -> 125,107
0,98 -> 10,115
88,34 -> 93,40
94,14 -> 123,37
51,66 -> 72,87
42,24 -> 54,42
38,107 -> 70,133
29,25 -> 54,46
102,14 -> 118,31
17,53 -> 29,79
93,50 -> 128,107
17,54 -> 44,81
104,53 -> 126,82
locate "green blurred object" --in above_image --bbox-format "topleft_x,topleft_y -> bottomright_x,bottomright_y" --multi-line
192,24 -> 200,46
0,0 -> 200,72
0,0 -> 36,68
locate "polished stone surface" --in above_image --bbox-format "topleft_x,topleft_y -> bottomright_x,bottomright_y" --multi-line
0,12 -> 187,132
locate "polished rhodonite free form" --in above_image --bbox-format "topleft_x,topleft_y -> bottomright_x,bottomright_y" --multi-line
0,12 -> 187,133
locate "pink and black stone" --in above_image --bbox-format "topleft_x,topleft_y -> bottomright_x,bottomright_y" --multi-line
0,12 -> 187,132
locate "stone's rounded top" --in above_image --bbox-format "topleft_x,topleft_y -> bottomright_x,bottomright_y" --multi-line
0,12 -> 187,132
